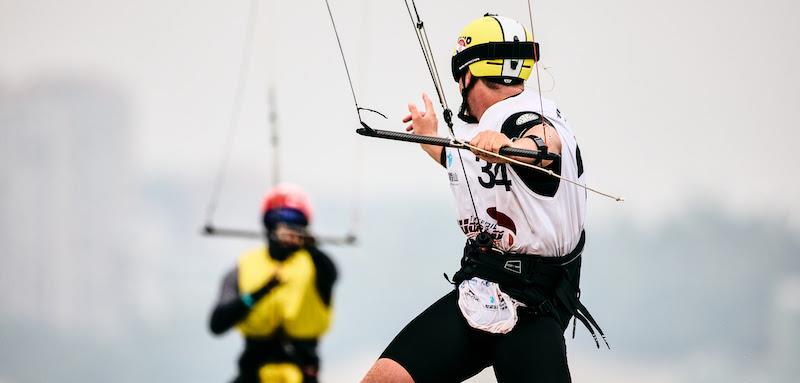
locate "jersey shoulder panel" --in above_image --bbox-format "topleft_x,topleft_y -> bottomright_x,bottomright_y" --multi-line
499,111 -> 546,138
478,91 -> 557,131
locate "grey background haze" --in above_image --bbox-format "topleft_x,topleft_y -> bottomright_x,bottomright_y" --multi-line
1,0 -> 799,382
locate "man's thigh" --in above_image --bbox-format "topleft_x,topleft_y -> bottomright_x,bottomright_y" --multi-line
379,290 -> 492,383
492,315 -> 571,383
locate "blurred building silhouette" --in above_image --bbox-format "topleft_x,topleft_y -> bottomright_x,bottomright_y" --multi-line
0,76 -> 138,337
771,276 -> 800,381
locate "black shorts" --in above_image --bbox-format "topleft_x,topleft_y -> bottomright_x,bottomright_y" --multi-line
380,289 -> 573,383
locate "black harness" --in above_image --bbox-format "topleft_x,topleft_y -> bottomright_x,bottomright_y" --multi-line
237,333 -> 320,382
451,231 -> 609,348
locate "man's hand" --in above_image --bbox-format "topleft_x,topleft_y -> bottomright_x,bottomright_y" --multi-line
469,131 -> 513,163
403,92 -> 443,163
250,269 -> 282,302
403,92 -> 438,136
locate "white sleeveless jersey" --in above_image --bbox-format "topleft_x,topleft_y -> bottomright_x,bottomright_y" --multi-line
445,89 -> 587,257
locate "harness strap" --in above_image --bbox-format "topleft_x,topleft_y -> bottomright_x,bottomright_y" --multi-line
454,231 -> 585,284
452,231 -> 609,348
552,276 -> 609,349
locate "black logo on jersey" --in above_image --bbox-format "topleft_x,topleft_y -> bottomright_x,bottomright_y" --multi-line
458,217 -> 502,241
448,172 -> 459,182
458,209 -> 517,248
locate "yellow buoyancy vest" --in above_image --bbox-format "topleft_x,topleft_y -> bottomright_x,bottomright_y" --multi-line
236,247 -> 332,338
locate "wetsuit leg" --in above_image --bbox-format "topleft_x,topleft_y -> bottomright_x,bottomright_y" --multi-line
492,314 -> 571,383
380,290 -> 493,383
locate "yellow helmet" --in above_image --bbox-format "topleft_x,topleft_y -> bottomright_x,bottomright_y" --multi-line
451,14 -> 539,83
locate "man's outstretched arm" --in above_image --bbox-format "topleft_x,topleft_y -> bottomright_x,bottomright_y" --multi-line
208,267 -> 280,335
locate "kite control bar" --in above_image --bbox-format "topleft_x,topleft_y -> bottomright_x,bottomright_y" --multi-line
356,126 -> 560,162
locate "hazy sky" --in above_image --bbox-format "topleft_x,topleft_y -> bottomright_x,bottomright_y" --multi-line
2,1 -> 800,382
3,0 -> 799,229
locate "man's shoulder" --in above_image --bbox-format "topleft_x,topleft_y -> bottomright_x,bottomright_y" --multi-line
238,246 -> 268,264
494,92 -> 567,125
480,95 -> 550,130
499,91 -> 558,115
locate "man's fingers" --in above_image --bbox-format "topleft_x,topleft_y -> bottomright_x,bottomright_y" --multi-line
472,133 -> 502,158
422,93 -> 434,116
469,135 -> 485,155
491,136 -> 504,152
408,103 -> 420,119
406,93 -> 438,137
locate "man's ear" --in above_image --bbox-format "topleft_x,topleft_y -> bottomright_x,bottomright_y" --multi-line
459,71 -> 473,92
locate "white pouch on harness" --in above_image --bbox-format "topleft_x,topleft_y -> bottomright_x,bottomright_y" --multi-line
457,277 -> 523,334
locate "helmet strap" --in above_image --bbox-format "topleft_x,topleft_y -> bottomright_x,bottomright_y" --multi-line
457,75 -> 479,123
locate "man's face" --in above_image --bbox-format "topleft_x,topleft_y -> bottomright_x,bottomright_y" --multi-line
271,223 -> 307,247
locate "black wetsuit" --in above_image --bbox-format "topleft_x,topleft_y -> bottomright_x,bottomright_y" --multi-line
381,257 -> 581,383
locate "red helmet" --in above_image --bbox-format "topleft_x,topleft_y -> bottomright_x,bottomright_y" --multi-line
261,183 -> 313,224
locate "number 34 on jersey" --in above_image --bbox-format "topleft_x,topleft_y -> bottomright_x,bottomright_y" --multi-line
446,152 -> 513,192
477,158 -> 512,191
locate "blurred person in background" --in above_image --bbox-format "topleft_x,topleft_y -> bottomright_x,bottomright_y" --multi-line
363,14 -> 602,383
209,184 -> 337,383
